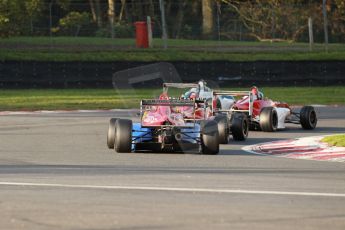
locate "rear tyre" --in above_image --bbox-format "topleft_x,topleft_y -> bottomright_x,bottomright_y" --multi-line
201,120 -> 219,155
107,118 -> 117,149
259,107 -> 278,132
231,113 -> 249,141
300,106 -> 317,130
114,119 -> 132,153
214,115 -> 229,144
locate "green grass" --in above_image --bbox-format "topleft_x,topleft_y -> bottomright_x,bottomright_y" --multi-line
257,87 -> 345,105
2,50 -> 345,62
321,135 -> 345,147
0,87 -> 344,111
1,36 -> 345,61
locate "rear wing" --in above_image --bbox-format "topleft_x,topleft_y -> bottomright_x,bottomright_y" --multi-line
140,99 -> 207,128
141,99 -> 195,107
162,83 -> 199,94
163,83 -> 199,89
213,90 -> 254,116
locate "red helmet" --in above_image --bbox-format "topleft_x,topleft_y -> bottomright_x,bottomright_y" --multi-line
159,93 -> 169,100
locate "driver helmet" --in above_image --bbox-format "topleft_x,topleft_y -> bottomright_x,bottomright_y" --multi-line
250,86 -> 260,100
189,92 -> 197,100
159,92 -> 169,100
251,86 -> 259,96
198,80 -> 205,88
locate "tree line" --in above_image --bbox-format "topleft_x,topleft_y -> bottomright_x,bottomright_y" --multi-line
0,0 -> 344,42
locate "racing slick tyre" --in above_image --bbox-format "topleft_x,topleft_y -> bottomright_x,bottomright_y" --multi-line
214,115 -> 229,144
107,118 -> 118,149
114,119 -> 132,153
201,120 -> 219,155
300,106 -> 317,130
231,113 -> 249,141
259,107 -> 278,132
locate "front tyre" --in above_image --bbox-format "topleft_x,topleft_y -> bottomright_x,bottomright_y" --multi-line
201,120 -> 219,155
259,107 -> 278,132
107,118 -> 118,149
300,106 -> 317,130
114,119 -> 132,153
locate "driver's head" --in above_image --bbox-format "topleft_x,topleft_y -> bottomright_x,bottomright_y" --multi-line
251,86 -> 259,96
198,80 -> 205,88
159,92 -> 168,100
189,92 -> 196,100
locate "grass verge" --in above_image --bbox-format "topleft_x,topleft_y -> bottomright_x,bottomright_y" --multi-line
321,135 -> 345,147
2,50 -> 345,62
0,87 -> 344,111
1,37 -> 345,61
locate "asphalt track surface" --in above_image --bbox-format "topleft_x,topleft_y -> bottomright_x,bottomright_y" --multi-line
1,106 -> 345,230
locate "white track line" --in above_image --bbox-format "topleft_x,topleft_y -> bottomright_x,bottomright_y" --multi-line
1,182 -> 345,198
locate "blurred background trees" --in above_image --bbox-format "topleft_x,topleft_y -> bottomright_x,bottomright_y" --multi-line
0,0 -> 344,42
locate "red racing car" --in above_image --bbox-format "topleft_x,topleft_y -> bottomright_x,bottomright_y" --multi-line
213,86 -> 317,132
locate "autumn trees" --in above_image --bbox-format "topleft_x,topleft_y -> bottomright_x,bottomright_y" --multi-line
221,0 -> 345,42
0,0 -> 344,42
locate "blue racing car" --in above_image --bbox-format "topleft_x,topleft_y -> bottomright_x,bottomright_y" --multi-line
107,98 -> 219,154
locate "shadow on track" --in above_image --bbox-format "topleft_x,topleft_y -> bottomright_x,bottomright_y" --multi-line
281,127 -> 345,134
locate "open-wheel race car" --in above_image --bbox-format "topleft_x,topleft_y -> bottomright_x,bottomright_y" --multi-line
174,80 -> 235,111
163,82 -> 248,145
213,86 -> 318,132
107,98 -> 220,154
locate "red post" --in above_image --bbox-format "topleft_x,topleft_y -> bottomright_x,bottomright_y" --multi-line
134,21 -> 149,48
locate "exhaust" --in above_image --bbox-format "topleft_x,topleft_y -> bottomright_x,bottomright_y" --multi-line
175,133 -> 183,141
